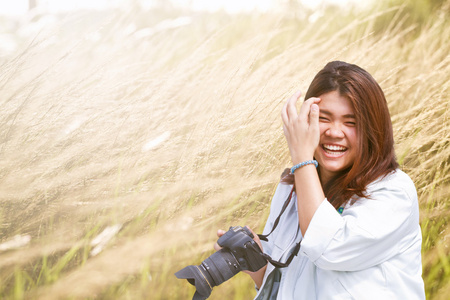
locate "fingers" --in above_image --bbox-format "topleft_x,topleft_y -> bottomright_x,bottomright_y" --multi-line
309,103 -> 320,135
214,227 -> 264,252
287,90 -> 302,121
298,97 -> 321,119
245,226 -> 263,251
214,242 -> 222,251
214,229 -> 226,251
281,90 -> 301,125
282,92 -> 321,127
245,226 -> 257,238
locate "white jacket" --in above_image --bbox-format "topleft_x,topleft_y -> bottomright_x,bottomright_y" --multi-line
255,169 -> 425,300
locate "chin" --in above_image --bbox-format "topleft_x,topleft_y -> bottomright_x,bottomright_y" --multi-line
324,165 -> 346,173
318,160 -> 351,173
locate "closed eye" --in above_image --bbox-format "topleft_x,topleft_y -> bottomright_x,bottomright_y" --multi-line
319,117 -> 329,122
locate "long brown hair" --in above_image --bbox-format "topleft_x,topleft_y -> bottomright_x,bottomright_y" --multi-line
282,61 -> 398,209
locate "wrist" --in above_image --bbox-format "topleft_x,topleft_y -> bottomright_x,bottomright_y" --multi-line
291,159 -> 318,174
291,154 -> 315,166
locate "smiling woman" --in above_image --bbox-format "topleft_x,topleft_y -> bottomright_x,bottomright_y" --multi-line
220,61 -> 426,299
1,0 -> 447,298
315,90 -> 358,184
282,61 -> 399,210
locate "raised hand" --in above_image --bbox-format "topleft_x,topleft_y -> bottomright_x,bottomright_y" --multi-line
281,91 -> 321,165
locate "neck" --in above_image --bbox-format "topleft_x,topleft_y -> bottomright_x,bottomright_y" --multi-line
319,167 -> 333,187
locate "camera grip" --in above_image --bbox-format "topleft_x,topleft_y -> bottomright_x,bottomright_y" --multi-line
244,241 -> 268,272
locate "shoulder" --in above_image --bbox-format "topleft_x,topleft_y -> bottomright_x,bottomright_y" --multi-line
363,169 -> 418,212
367,169 -> 417,199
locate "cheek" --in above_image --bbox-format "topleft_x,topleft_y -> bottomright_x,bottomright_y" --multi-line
318,123 -> 327,137
346,128 -> 358,147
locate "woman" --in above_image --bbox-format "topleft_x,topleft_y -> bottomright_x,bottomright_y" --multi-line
216,61 -> 425,299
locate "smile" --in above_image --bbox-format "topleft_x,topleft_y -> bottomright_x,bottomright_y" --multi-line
322,144 -> 348,157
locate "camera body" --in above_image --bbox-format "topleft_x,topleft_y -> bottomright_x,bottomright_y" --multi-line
175,226 -> 267,300
217,226 -> 267,272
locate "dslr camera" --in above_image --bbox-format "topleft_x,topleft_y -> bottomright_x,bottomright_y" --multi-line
175,226 -> 267,300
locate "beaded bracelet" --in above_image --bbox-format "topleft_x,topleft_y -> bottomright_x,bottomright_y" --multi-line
290,160 -> 318,174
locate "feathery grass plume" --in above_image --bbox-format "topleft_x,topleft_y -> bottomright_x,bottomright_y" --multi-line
0,0 -> 448,299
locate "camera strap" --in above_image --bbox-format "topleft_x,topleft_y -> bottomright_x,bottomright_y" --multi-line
256,186 -> 301,268
257,186 -> 294,242
255,241 -> 301,268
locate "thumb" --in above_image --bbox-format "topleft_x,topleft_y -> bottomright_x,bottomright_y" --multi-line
217,229 -> 226,237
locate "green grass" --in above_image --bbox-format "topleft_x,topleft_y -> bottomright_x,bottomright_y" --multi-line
0,0 -> 448,299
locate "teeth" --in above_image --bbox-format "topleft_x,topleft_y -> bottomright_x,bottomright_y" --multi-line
323,144 -> 346,151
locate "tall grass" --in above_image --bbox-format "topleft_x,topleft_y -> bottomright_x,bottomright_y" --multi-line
0,1 -> 448,299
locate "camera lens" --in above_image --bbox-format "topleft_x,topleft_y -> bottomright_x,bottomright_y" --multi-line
203,249 -> 241,286
175,249 -> 241,300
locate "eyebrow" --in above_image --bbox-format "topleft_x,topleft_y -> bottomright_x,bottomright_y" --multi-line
320,109 -> 356,119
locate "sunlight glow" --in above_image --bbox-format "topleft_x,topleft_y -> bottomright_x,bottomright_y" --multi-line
41,0 -> 121,13
0,0 -> 371,16
177,0 -> 274,13
0,0 -> 28,15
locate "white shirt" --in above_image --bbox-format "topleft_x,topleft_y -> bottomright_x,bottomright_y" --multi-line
255,169 -> 425,300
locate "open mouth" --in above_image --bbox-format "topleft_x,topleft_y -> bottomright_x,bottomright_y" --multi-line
322,144 -> 348,157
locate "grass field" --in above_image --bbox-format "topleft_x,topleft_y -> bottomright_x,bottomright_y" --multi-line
0,0 -> 449,299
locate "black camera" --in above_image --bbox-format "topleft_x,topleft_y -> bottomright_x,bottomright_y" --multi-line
175,226 -> 267,300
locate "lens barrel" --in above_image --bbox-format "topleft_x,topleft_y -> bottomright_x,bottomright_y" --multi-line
175,249 -> 241,300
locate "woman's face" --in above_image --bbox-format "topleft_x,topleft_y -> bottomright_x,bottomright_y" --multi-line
314,90 -> 358,183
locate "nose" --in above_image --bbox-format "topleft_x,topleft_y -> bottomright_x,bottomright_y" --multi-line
324,124 -> 345,138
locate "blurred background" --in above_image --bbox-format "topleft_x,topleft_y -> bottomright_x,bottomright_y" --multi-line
0,0 -> 448,299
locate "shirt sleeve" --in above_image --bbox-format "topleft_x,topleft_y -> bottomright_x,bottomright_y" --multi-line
300,173 -> 420,271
